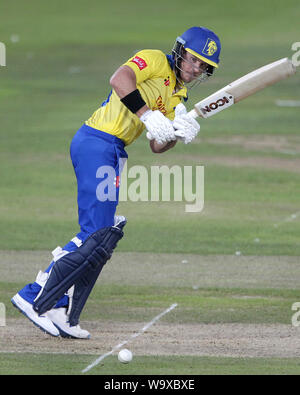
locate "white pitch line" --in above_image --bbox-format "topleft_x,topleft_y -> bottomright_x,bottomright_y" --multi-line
273,211 -> 300,228
81,303 -> 178,374
275,100 -> 300,107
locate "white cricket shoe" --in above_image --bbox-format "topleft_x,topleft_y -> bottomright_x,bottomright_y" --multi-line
11,293 -> 60,337
47,307 -> 90,339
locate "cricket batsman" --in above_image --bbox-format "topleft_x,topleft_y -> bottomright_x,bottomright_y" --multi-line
11,27 -> 221,339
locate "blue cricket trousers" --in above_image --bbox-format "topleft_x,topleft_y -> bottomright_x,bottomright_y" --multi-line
19,124 -> 128,305
70,123 -> 128,241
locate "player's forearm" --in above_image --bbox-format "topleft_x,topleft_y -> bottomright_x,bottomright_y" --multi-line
110,65 -> 176,150
150,139 -> 177,153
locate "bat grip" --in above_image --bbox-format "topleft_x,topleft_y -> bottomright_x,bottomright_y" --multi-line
187,108 -> 200,119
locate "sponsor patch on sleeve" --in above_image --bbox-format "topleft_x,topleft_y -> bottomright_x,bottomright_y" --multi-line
130,56 -> 147,70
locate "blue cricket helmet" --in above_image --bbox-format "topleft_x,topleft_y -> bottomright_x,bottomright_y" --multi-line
177,26 -> 221,68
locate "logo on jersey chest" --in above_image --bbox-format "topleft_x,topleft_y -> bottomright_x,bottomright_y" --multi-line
152,95 -> 167,115
164,76 -> 170,86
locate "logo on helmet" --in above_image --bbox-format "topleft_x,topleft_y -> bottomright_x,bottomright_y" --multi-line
203,38 -> 218,57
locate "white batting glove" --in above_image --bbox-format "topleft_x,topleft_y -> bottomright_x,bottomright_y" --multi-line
140,110 -> 177,145
173,103 -> 200,144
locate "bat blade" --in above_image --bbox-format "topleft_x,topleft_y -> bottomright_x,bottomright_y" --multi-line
189,57 -> 297,119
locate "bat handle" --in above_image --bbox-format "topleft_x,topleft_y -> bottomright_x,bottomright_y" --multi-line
188,108 -> 201,119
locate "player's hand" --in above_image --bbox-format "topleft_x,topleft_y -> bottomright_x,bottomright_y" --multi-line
140,110 -> 177,145
173,103 -> 200,144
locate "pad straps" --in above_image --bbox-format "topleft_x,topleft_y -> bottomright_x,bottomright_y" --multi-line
33,220 -> 126,316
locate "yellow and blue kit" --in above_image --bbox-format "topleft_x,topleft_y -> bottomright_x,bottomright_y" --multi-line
72,49 -> 188,238
14,25 -> 222,329
17,50 -> 187,308
86,49 -> 187,146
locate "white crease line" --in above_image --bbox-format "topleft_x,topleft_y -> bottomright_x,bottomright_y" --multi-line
274,211 -> 300,228
231,210 -> 300,256
275,100 -> 300,107
81,303 -> 178,374
277,149 -> 298,156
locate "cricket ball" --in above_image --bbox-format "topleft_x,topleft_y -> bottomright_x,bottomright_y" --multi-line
118,348 -> 133,363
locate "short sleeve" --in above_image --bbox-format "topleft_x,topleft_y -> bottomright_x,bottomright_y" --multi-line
122,49 -> 168,84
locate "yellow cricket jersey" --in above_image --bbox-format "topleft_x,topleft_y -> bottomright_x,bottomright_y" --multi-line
85,49 -> 187,146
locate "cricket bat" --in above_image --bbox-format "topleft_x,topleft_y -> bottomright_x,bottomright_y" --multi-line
188,57 -> 297,119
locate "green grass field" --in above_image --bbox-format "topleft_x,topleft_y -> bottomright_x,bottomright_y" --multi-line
1,0 -> 300,376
